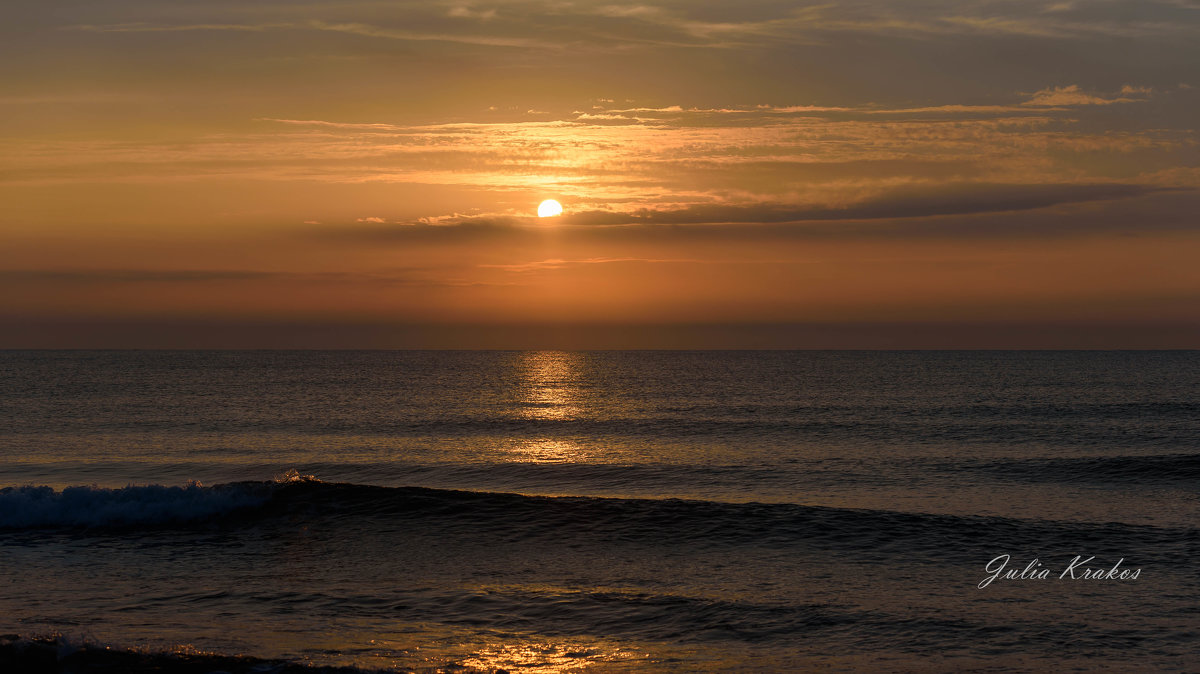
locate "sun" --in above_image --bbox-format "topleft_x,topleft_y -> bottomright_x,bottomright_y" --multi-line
537,199 -> 563,218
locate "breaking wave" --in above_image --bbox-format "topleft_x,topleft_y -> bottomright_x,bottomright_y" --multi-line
1,475 -> 1191,568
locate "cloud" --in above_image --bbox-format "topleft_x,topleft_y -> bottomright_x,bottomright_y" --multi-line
257,118 -> 406,131
52,0 -> 1200,65
7,90 -> 1186,196
0,93 -> 150,106
314,183 -> 1191,246
315,217 -> 531,244
1023,85 -> 1149,106
480,257 -> 700,272
0,268 -> 511,288
67,22 -> 285,34
557,183 -> 1176,225
448,6 -> 497,21
0,269 -> 278,283
67,19 -> 556,49
1120,84 -> 1155,96
304,19 -> 552,49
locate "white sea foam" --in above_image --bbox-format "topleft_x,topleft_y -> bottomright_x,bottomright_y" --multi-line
273,468 -> 321,484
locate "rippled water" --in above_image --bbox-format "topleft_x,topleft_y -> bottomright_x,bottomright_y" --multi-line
1,351 -> 1197,671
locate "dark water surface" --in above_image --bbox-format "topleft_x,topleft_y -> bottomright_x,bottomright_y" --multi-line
1,351 -> 1197,671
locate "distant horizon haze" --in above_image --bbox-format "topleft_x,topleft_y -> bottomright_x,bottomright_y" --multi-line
2,319 -> 1198,350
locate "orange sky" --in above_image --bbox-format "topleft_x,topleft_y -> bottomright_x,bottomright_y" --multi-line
2,1 -> 1198,347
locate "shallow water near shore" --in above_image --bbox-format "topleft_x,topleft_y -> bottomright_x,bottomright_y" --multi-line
1,351 -> 1198,671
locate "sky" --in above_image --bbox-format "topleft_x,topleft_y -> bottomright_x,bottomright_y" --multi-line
2,0 -> 1198,348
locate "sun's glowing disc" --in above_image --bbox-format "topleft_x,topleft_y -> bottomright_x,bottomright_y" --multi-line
537,199 -> 563,217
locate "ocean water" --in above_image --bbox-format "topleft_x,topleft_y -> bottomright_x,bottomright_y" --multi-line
0,350 -> 1197,672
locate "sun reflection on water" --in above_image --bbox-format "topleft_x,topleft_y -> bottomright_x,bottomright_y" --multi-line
503,438 -> 586,463
459,641 -> 643,673
506,352 -> 591,463
517,351 -> 586,421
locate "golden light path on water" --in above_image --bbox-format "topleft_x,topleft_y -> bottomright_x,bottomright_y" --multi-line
423,349 -> 648,671
280,628 -> 648,672
459,642 -> 644,672
511,351 -> 588,463
519,351 -> 583,421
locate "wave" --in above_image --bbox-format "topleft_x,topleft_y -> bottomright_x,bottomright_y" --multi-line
1,475 -> 1192,563
0,481 -> 274,529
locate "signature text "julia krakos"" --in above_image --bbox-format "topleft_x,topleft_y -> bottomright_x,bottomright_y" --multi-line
978,555 -> 1141,589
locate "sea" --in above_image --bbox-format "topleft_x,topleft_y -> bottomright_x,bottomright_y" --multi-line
0,350 -> 1197,672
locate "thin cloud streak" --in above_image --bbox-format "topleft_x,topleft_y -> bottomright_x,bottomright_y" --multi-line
0,269 -> 516,288
67,20 -> 558,50
479,257 -> 703,272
